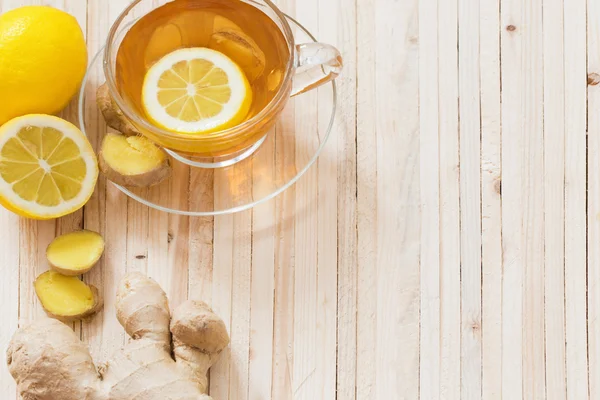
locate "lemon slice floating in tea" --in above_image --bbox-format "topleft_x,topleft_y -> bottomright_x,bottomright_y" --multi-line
0,114 -> 98,220
142,47 -> 252,134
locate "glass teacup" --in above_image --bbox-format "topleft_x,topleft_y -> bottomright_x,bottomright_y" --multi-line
103,0 -> 343,166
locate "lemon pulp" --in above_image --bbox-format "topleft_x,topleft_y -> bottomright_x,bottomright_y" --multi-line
142,47 -> 252,134
0,115 -> 98,219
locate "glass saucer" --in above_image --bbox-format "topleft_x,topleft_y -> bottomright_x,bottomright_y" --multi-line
78,15 -> 336,216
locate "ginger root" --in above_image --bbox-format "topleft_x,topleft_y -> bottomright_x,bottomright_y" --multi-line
209,28 -> 266,83
96,83 -> 172,188
99,133 -> 171,187
97,83 -> 140,136
8,272 -> 229,400
46,230 -> 105,275
34,270 -> 103,322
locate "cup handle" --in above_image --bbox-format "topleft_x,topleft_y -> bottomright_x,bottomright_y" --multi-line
290,43 -> 343,97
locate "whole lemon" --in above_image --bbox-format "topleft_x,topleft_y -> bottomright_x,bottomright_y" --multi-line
0,6 -> 87,125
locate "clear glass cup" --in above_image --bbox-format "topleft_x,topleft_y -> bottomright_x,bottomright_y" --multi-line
103,0 -> 343,163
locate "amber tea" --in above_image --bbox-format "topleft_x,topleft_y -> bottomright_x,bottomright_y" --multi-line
115,0 -> 290,136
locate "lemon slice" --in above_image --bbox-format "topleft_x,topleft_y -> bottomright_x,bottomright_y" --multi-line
0,115 -> 98,220
142,47 -> 252,134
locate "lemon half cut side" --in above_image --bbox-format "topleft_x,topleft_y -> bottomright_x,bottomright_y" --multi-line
0,115 -> 98,220
142,47 -> 252,134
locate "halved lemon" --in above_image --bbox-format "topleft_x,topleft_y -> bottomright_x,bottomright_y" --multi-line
0,114 -> 98,220
142,47 -> 252,134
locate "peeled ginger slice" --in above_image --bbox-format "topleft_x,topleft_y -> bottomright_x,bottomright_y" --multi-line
99,134 -> 171,188
46,230 -> 105,276
34,271 -> 103,322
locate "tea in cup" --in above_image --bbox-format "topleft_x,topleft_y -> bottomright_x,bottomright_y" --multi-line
103,0 -> 343,162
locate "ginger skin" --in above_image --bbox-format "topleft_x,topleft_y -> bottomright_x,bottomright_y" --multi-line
8,272 -> 229,400
96,83 -> 140,136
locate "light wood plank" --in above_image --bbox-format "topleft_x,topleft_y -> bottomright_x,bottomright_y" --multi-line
271,106 -> 296,400
438,0 -> 460,397
248,167 -> 275,400
588,0 -> 600,396
210,170 -> 252,400
542,1 -> 567,399
0,209 -> 19,396
229,211 -> 252,400
300,6 -> 343,397
522,0 -> 546,397
418,0 -> 440,397
125,196 -> 149,275
291,1 -> 322,398
564,0 -> 589,398
500,0 -> 524,397
333,0 -> 358,396
369,0 -> 420,398
18,218 -> 54,325
267,6 -> 298,391
188,175 -> 214,306
458,0 -> 482,398
480,0 -> 502,398
166,162 -> 191,308
211,210 -> 234,399
314,2 -> 340,399
145,191 -> 169,302
291,99 -> 319,400
355,0 -> 377,396
316,0 -> 353,396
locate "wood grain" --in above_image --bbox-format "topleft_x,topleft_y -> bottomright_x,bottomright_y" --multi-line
522,0 -> 546,397
564,0 -> 588,398
418,0 -> 440,397
438,0 -> 460,397
3,0 -> 600,399
590,0 -> 600,397
480,0 -> 502,398
458,0 -> 482,397
500,0 -> 524,397
372,0 -> 420,398
355,0 -> 377,396
543,1 -> 566,399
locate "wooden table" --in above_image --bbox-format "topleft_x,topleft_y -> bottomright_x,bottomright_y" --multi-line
1,0 -> 598,399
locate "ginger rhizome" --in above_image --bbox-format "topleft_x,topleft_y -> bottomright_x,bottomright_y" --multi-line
99,133 -> 171,188
8,272 -> 230,400
97,83 -> 140,137
97,83 -> 172,188
34,270 -> 103,322
46,229 -> 105,275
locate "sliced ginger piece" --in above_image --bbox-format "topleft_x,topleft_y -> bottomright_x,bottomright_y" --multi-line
209,28 -> 266,83
46,230 -> 105,276
99,133 -> 171,187
34,271 -> 103,322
